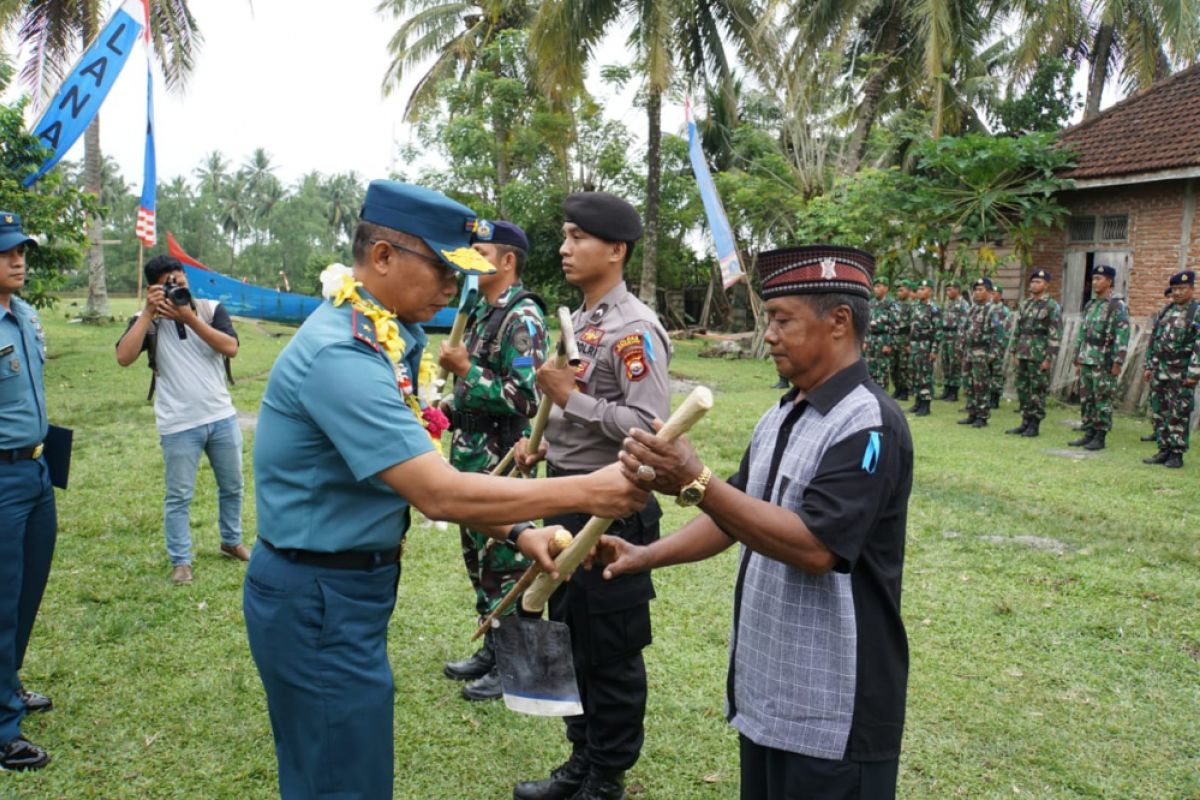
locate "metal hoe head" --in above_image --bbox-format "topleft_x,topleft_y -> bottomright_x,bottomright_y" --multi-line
491,617 -> 582,717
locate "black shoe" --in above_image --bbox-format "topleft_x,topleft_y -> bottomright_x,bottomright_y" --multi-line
1143,450 -> 1170,465
1165,453 -> 1184,469
444,637 -> 494,681
938,388 -> 952,401
1083,430 -> 1107,451
0,737 -> 50,771
462,666 -> 503,701
1021,420 -> 1040,437
1140,433 -> 1157,442
914,399 -> 931,417
1068,429 -> 1094,447
573,770 -> 626,800
907,399 -> 921,413
19,688 -> 52,714
971,417 -> 988,428
1006,419 -> 1029,435
957,416 -> 977,425
514,752 -> 590,800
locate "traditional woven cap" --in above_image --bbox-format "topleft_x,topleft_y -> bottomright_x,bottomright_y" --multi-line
1091,264 -> 1116,280
756,245 -> 874,300
1168,270 -> 1195,286
1030,269 -> 1052,282
0,212 -> 37,252
472,219 -> 529,251
563,192 -> 643,242
360,180 -> 495,275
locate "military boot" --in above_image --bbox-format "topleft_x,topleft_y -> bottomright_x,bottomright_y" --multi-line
513,751 -> 590,800
989,391 -> 1001,408
1083,430 -> 1107,451
1006,418 -> 1029,435
938,386 -> 953,401
914,399 -> 931,417
907,397 -> 922,413
971,417 -> 988,428
948,387 -> 959,402
1021,419 -> 1041,437
462,665 -> 503,701
1164,452 -> 1184,469
1143,450 -> 1170,465
1139,433 -> 1157,442
572,769 -> 626,800
895,390 -> 909,402
444,631 -> 495,681
957,415 -> 978,425
1068,429 -> 1094,447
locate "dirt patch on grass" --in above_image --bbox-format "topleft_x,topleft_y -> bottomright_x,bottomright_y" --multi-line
979,534 -> 1069,554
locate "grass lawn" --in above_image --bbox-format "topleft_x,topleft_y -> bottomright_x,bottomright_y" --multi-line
6,296 -> 1198,799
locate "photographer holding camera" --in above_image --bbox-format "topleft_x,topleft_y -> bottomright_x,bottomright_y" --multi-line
116,255 -> 247,584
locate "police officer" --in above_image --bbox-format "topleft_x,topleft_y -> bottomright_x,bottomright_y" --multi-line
988,283 -> 1012,408
959,277 -> 1000,428
866,277 -> 898,390
1007,269 -> 1063,438
939,281 -> 969,401
513,192 -> 671,800
890,281 -> 913,401
907,278 -> 942,416
1142,270 -> 1200,468
438,220 -> 549,700
0,213 -> 54,771
1069,265 -> 1130,451
244,181 -> 646,800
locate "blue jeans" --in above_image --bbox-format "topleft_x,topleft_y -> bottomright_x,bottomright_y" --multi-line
160,415 -> 244,566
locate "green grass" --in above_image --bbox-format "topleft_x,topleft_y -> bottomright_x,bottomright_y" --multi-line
6,299 -> 1199,798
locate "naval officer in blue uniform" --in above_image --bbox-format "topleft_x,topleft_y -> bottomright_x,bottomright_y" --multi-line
0,213 -> 55,772
245,181 -> 648,800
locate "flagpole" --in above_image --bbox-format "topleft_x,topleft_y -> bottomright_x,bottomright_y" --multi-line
137,243 -> 144,302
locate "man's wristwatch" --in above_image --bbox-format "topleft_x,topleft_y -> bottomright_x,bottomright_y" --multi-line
676,466 -> 713,507
507,521 -> 536,546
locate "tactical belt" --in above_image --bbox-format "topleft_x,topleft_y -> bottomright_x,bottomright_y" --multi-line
0,443 -> 43,463
260,537 -> 400,570
450,409 -> 526,438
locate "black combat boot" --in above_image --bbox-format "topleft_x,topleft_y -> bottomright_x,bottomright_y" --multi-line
1164,452 -> 1184,469
907,397 -> 922,413
914,399 -> 931,417
513,751 -> 590,800
948,386 -> 959,402
971,417 -> 988,428
895,390 -> 909,402
989,391 -> 1001,408
444,631 -> 494,681
462,665 -> 503,701
1143,450 -> 1170,465
957,415 -> 978,425
573,769 -> 626,800
1006,418 -> 1029,435
1068,429 -> 1094,447
1083,430 -> 1107,451
1021,419 -> 1040,437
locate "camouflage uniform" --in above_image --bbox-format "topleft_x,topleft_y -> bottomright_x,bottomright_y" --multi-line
1073,295 -> 1130,434
867,295 -> 899,389
448,284 -> 548,616
962,300 -> 999,421
989,301 -> 1012,403
1143,300 -> 1200,455
908,299 -> 943,402
890,299 -> 912,397
940,296 -> 970,395
1011,296 -> 1063,421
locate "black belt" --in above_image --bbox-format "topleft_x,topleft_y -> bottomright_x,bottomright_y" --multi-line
547,463 -> 589,478
450,409 -> 526,437
0,444 -> 42,463
260,537 -> 400,570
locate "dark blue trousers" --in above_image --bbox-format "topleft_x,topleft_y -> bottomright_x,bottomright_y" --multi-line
0,456 -> 57,744
244,543 -> 400,799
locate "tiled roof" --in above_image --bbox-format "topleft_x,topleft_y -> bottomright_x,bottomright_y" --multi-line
1059,61 -> 1200,179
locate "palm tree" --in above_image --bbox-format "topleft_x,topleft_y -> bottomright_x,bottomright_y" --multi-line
194,151 -> 229,197
7,0 -> 201,319
323,173 -> 363,245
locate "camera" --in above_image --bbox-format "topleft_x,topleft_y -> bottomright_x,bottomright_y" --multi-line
163,276 -> 192,306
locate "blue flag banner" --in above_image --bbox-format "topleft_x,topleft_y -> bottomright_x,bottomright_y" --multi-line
686,101 -> 744,289
136,58 -> 156,246
23,0 -> 146,187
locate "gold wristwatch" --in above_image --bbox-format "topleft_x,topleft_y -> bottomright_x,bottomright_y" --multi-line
676,466 -> 712,507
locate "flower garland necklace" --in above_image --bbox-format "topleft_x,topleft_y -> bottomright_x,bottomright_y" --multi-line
320,264 -> 449,450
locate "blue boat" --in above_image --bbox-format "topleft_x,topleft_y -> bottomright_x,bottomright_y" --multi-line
168,233 -> 457,330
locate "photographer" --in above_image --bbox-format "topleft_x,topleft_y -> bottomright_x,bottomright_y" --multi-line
116,255 -> 247,584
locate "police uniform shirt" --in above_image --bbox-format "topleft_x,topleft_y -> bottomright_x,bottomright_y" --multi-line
723,360 -> 913,762
0,296 -> 47,449
253,292 -> 434,553
546,281 -> 670,472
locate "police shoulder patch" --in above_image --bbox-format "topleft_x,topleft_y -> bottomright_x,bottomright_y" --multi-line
614,333 -> 648,382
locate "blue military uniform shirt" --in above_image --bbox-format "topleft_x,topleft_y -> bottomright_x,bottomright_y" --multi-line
0,296 -> 48,449
253,290 -> 434,552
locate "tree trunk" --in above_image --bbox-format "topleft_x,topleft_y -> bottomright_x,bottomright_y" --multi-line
1085,24 -> 1115,119
83,117 -> 109,320
639,87 -> 661,311
842,4 -> 903,175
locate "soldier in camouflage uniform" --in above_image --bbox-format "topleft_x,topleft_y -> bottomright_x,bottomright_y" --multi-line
907,278 -> 943,416
1141,286 -> 1175,444
866,277 -> 898,389
1006,269 -> 1062,438
1069,264 -> 1130,451
939,282 -> 969,401
959,277 -> 1000,427
890,281 -> 913,401
437,220 -> 549,701
988,284 -> 1012,408
1141,270 -> 1200,468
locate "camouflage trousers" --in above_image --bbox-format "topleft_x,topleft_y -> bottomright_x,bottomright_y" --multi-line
965,357 -> 992,419
940,340 -> 963,388
909,343 -> 937,401
989,346 -> 1009,397
1150,374 -> 1197,453
865,341 -> 891,390
1078,365 -> 1119,432
1015,359 -> 1051,421
451,428 -> 530,617
890,340 -> 911,393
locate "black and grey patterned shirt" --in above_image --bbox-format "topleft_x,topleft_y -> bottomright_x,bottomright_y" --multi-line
724,359 -> 913,762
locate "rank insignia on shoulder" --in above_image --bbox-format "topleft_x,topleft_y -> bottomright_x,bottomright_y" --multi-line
351,309 -> 380,352
614,334 -> 648,382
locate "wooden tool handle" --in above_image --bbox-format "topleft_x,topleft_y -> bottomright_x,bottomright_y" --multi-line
558,307 -> 581,366
471,528 -> 573,640
435,288 -> 478,386
520,386 -> 714,613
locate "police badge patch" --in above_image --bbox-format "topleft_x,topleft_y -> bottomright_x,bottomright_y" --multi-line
613,334 -> 648,381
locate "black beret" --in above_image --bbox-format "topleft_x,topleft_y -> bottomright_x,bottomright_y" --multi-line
563,192 -> 643,242
972,277 -> 993,291
1169,270 -> 1195,287
1092,264 -> 1116,280
472,219 -> 529,251
1030,269 -> 1052,282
